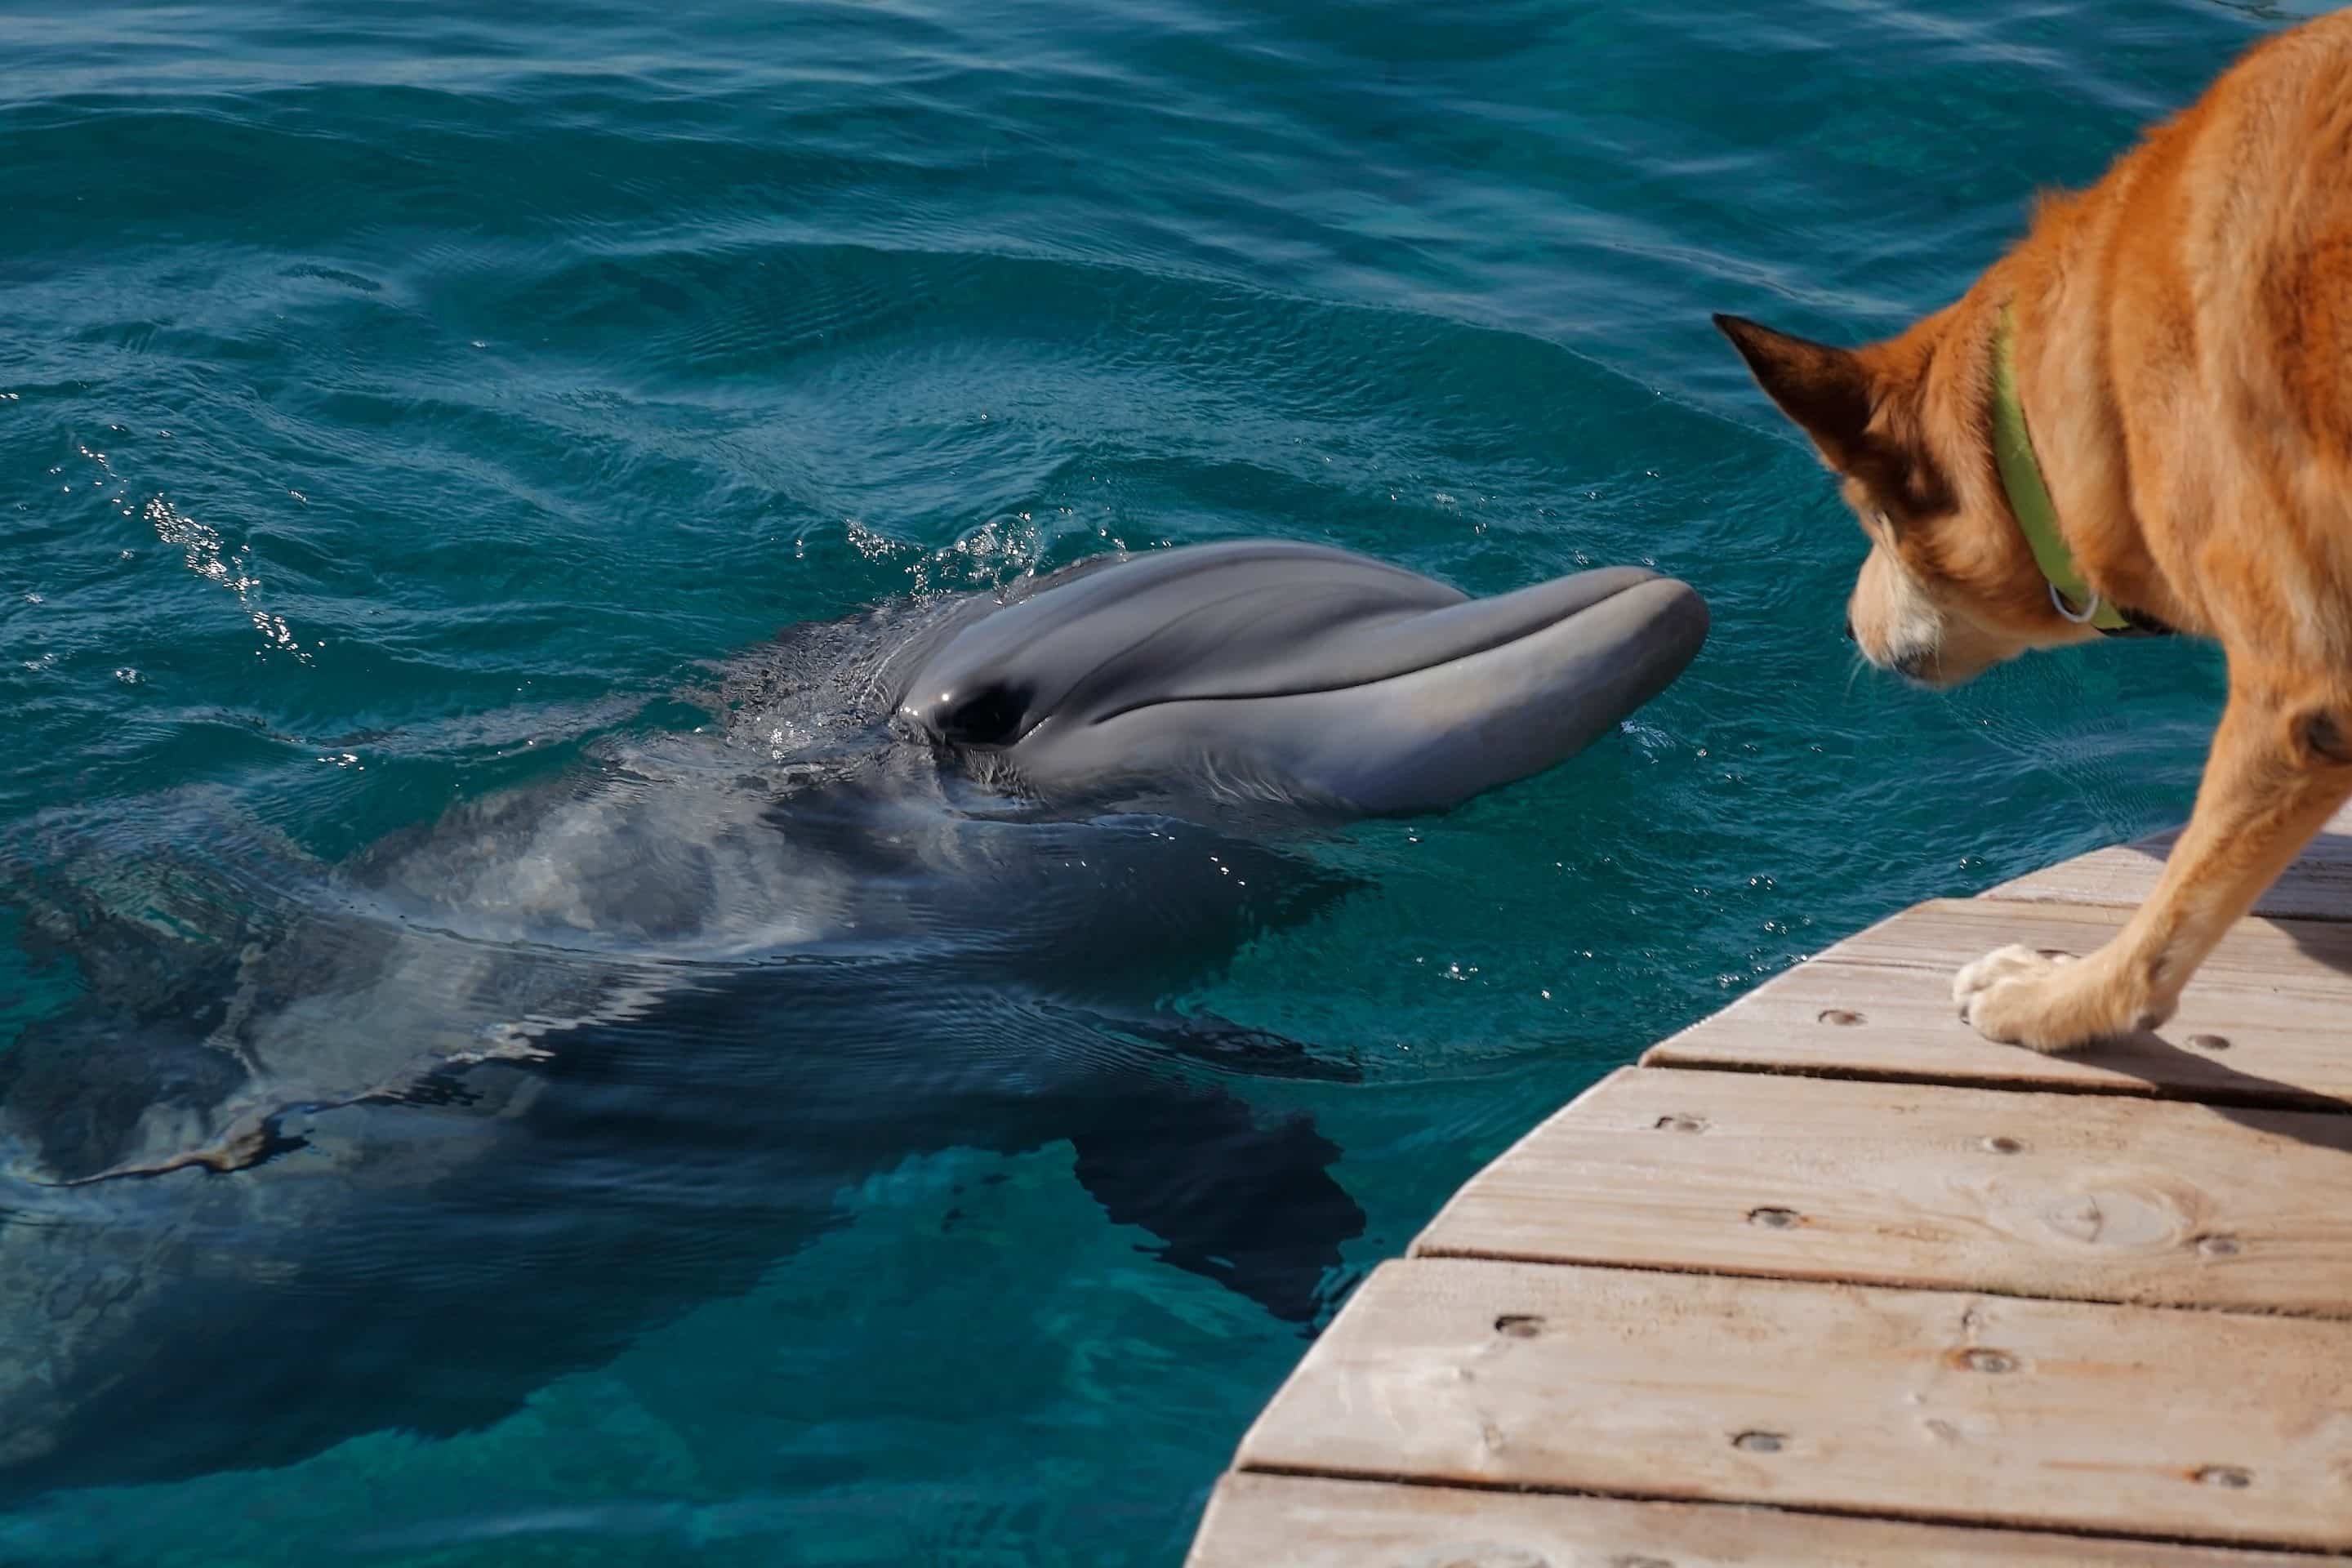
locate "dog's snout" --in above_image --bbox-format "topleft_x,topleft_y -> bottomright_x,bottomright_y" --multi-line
1842,614 -> 1856,643
1891,648 -> 1932,680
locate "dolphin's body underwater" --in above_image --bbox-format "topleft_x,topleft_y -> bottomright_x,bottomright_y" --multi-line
0,540 -> 1704,1492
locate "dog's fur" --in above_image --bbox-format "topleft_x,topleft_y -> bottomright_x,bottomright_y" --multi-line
1719,11 -> 2352,1054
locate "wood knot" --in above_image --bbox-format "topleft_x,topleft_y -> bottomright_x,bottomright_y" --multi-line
1731,1431 -> 1786,1454
1653,1113 -> 1708,1134
1747,1206 -> 1802,1229
2196,1234 -> 2242,1258
1981,1135 -> 2024,1155
2039,1186 -> 2182,1250
1816,1009 -> 1864,1027
1953,1348 -> 2017,1374
2187,1033 -> 2230,1052
1494,1313 -> 1545,1339
2194,1465 -> 2252,1490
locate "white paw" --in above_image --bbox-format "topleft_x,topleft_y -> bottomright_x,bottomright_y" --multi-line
1951,943 -> 2104,1051
1951,944 -> 2074,1014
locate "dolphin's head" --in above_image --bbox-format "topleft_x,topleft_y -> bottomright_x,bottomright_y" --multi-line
889,541 -> 1707,815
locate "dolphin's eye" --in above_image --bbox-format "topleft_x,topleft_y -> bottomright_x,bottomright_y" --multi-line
939,685 -> 1029,746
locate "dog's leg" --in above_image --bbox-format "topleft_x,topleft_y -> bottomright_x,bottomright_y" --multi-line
1957,680 -> 2352,1052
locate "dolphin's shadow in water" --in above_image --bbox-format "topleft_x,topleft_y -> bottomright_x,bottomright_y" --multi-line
0,794 -> 1371,1496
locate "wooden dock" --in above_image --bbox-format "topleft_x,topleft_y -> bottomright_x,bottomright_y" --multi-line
1187,812 -> 2352,1564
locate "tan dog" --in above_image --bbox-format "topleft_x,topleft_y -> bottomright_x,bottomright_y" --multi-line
1717,10 -> 2352,1054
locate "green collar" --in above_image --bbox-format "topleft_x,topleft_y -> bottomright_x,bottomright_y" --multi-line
1989,305 -> 2136,634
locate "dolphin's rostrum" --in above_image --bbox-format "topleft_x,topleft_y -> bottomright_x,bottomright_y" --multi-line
893,538 -> 1707,813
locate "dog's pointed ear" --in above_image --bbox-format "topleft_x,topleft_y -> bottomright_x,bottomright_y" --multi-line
1713,313 -> 1880,474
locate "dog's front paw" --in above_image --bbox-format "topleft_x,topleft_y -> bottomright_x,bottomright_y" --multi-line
1953,943 -> 2072,1008
1951,944 -> 2109,1054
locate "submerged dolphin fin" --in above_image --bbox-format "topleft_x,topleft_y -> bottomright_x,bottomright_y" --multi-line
1066,1076 -> 1364,1326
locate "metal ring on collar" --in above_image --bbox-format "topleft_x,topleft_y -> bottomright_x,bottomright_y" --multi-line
2049,581 -> 2101,625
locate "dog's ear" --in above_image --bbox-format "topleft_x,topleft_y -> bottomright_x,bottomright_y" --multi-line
1718,314 -> 1955,519
1713,314 -> 1883,472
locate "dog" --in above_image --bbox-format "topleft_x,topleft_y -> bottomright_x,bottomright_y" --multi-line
1717,9 -> 2352,1054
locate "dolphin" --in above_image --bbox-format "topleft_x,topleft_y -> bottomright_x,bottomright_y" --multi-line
0,538 -> 1704,1493
891,539 -> 1707,813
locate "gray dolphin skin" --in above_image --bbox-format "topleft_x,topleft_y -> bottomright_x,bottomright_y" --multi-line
0,539 -> 1704,1494
893,539 -> 1708,813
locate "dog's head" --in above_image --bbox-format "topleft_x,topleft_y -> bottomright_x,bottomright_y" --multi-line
1714,311 -> 2091,687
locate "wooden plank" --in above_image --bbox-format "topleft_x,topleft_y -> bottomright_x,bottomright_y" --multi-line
1236,1259 -> 2352,1551
1643,899 -> 2352,1108
1990,807 -> 2352,923
1413,1067 -> 2352,1317
1989,831 -> 2352,923
1190,1472 -> 2313,1567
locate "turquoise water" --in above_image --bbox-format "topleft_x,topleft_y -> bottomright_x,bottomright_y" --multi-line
0,0 -> 2309,1560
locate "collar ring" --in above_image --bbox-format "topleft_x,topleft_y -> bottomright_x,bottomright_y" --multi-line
2049,581 -> 2102,625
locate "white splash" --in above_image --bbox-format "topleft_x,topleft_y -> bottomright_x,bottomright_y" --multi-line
145,493 -> 311,664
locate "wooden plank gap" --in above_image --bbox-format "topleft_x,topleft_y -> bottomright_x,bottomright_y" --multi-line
1401,1247 -> 2352,1325
1189,1472 -> 2319,1567
1631,1051 -> 2352,1116
1225,1463 -> 2352,1561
